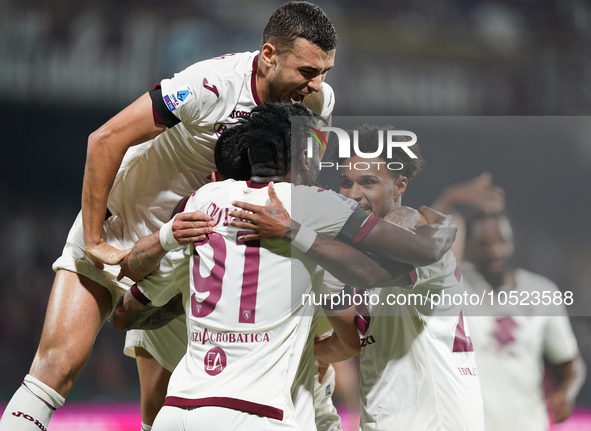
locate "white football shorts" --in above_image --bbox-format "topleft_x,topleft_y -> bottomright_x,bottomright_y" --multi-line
52,211 -> 187,371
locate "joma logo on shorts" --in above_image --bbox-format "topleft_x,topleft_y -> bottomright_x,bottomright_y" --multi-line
12,411 -> 46,431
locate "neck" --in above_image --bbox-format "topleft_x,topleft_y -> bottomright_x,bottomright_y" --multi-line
250,175 -> 289,184
256,57 -> 269,102
487,268 -> 515,291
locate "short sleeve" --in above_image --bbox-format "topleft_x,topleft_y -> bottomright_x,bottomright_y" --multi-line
291,186 -> 366,239
303,82 -> 335,118
158,61 -> 231,126
543,314 -> 579,364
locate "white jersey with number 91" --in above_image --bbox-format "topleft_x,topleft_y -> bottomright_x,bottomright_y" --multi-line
137,179 -> 361,426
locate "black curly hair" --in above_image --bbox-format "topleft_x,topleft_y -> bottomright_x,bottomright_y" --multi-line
214,126 -> 252,181
214,102 -> 324,179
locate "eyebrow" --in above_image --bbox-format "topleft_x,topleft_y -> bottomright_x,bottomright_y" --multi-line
339,174 -> 379,180
300,65 -> 333,74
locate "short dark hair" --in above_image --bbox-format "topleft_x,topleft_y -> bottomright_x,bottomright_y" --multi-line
332,124 -> 424,180
262,1 -> 337,52
216,103 -> 324,178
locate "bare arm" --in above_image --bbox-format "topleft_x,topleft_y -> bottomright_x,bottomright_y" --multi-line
118,208 -> 214,282
229,183 -> 394,289
83,92 -> 166,267
230,184 -> 456,267
117,232 -> 167,282
431,172 -> 505,215
314,311 -> 360,364
113,290 -> 184,331
355,206 -> 456,266
300,232 -> 394,289
547,356 -> 586,424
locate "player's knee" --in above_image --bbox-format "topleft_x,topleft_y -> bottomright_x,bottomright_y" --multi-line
31,346 -> 86,391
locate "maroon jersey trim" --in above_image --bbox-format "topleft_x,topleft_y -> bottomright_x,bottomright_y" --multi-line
454,261 -> 462,282
352,214 -> 380,244
452,311 -> 474,352
163,396 -> 283,421
22,383 -> 56,411
246,180 -> 268,189
130,284 -> 151,306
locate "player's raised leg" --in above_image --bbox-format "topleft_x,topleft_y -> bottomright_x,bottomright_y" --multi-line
135,348 -> 172,431
0,270 -> 113,431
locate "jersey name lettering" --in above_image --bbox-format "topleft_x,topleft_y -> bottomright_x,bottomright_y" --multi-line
191,328 -> 270,344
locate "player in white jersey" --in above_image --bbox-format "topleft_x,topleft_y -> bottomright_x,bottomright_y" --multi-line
115,114 -> 345,431
0,4 -> 338,431
113,104 -> 459,430
461,212 -> 585,431
317,125 -> 483,431
237,124 -> 484,430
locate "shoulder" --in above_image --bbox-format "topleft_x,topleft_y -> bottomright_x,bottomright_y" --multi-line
292,186 -> 358,211
159,52 -> 256,121
186,180 -> 238,210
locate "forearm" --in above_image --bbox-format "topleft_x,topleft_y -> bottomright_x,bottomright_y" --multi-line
123,232 -> 168,281
314,332 -> 359,364
82,131 -> 127,245
302,231 -> 392,289
82,92 -> 165,246
113,291 -> 184,331
126,295 -> 184,330
357,216 -> 456,266
558,357 -> 586,405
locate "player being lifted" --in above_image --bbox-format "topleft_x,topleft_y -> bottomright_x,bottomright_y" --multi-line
232,124 -> 485,430
113,103 -> 458,430
0,3 -> 338,431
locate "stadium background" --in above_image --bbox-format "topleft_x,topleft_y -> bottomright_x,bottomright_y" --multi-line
1,0 -> 591,429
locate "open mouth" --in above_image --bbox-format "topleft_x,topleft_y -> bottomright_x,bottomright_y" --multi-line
359,205 -> 372,214
289,91 -> 306,103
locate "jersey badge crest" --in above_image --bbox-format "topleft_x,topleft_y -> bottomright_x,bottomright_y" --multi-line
334,192 -> 359,211
164,85 -> 195,111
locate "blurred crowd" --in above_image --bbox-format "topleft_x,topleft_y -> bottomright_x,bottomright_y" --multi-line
1,0 -> 591,113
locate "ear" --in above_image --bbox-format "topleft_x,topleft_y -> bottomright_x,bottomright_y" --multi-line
299,148 -> 312,173
393,176 -> 408,199
260,42 -> 278,69
211,171 -> 223,182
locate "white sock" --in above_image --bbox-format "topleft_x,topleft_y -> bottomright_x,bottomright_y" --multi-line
141,422 -> 153,431
0,375 -> 65,431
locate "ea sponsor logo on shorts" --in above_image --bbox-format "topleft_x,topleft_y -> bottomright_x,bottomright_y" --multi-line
204,347 -> 227,376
